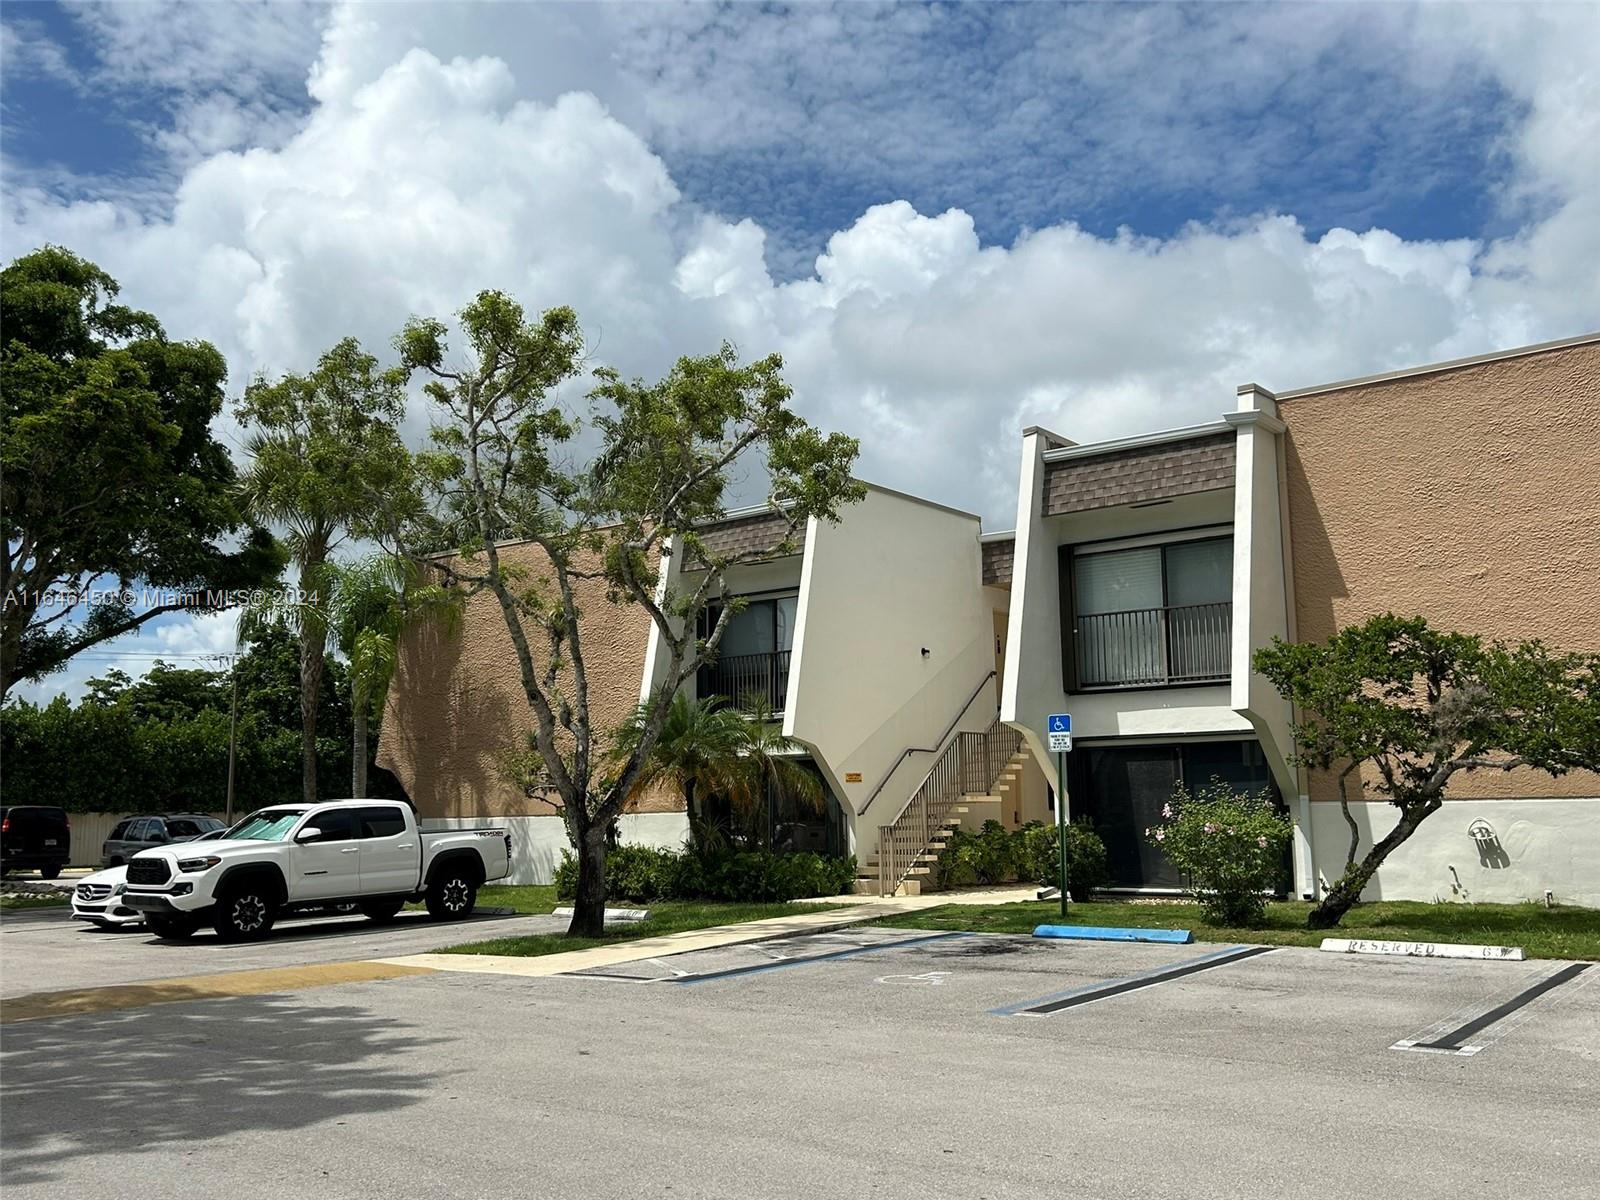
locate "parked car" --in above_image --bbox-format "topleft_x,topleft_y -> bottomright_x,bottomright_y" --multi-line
73,830 -> 229,928
0,806 -> 71,879
102,814 -> 227,866
123,799 -> 511,941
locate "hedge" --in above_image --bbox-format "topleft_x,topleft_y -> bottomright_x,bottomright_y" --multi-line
555,845 -> 858,904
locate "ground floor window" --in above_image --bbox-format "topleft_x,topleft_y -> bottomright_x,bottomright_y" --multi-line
1066,739 -> 1281,888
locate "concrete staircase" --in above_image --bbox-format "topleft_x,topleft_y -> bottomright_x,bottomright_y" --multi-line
859,748 -> 1031,896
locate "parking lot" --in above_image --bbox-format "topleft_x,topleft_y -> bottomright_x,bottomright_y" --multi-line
2,920 -> 1595,1198
0,904 -> 562,997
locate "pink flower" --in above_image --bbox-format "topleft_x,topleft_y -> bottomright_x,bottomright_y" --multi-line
1155,829 -> 1166,842
1161,804 -> 1174,819
1203,822 -> 1217,834
1257,836 -> 1269,849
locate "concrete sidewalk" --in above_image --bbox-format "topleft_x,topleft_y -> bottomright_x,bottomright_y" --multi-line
373,885 -> 1035,979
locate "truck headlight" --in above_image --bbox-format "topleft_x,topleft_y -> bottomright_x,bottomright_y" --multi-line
176,855 -> 223,873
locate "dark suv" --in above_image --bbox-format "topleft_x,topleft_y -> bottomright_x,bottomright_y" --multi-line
102,814 -> 226,866
0,806 -> 72,878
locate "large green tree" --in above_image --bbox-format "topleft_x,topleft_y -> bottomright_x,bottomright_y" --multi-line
397,291 -> 863,935
235,340 -> 414,802
1,246 -> 280,696
1255,614 -> 1600,929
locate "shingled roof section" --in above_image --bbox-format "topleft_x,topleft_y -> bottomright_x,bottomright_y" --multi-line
1042,432 -> 1235,517
694,510 -> 798,561
981,537 -> 1015,587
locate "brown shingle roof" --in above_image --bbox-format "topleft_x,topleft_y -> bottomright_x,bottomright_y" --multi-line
1042,432 -> 1234,517
981,537 -> 1014,586
694,510 -> 798,560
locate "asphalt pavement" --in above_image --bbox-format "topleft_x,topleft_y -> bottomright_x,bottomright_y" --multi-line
2,925 -> 1595,1199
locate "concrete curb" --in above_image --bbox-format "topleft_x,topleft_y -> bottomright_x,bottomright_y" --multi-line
1319,937 -> 1525,961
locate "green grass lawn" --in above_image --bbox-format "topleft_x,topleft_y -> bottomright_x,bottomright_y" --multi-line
445,899 -> 850,957
878,898 -> 1600,961
0,892 -> 72,910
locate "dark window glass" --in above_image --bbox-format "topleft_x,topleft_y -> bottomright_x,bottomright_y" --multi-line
353,807 -> 407,839
111,821 -> 132,839
166,819 -> 205,839
301,810 -> 357,843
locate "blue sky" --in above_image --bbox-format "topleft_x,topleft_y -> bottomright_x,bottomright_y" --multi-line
3,1 -> 1597,698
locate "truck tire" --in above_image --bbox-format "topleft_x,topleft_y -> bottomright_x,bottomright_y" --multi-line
147,914 -> 199,939
39,865 -> 61,880
213,880 -> 278,941
360,899 -> 404,923
426,865 -> 477,920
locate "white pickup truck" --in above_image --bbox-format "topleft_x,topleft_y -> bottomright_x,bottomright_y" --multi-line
123,800 -> 511,941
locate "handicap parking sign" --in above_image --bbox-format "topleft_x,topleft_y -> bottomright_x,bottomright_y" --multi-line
1046,713 -> 1072,752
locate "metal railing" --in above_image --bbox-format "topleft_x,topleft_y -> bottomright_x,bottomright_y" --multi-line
1075,601 -> 1231,688
876,715 -> 1023,896
699,649 -> 792,714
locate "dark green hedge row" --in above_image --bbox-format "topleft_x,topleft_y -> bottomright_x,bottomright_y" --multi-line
555,844 -> 858,904
938,819 -> 1110,899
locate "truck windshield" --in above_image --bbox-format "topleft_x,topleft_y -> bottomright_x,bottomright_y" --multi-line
226,809 -> 308,842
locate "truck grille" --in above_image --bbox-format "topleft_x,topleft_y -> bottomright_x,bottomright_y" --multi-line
76,883 -> 113,901
128,858 -> 172,885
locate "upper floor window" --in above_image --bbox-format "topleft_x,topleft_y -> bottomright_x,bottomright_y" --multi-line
699,594 -> 797,714
1068,536 -> 1232,689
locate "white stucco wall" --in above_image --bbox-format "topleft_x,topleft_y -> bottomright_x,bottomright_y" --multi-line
421,812 -> 690,885
1309,798 -> 1600,908
787,485 -> 997,856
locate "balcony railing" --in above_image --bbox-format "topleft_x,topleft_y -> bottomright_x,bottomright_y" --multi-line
1075,601 -> 1232,688
699,650 -> 792,714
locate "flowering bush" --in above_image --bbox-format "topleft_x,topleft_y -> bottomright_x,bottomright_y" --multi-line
1146,780 -> 1292,926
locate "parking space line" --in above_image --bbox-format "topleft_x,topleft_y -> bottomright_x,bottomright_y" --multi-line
674,931 -> 971,985
992,944 -> 1275,1016
1395,960 -> 1594,1056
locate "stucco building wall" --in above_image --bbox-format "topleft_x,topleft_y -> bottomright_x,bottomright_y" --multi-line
1281,335 -> 1600,806
377,539 -> 678,822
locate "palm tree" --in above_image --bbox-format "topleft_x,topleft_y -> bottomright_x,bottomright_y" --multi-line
326,555 -> 458,797
727,696 -> 825,849
234,338 -> 411,802
614,694 -> 747,851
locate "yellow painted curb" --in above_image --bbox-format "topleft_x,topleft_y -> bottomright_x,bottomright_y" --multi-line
0,960 -> 436,1024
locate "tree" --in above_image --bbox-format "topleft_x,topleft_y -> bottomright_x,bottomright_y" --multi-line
1,246 -> 281,696
326,554 -> 459,797
235,339 -> 414,802
1255,614 -> 1600,929
612,694 -> 748,851
725,697 -> 825,849
397,290 -> 863,935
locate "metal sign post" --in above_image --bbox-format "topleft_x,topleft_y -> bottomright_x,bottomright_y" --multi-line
1046,714 -> 1073,919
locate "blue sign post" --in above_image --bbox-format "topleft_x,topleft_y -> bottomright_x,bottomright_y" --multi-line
1046,714 -> 1072,918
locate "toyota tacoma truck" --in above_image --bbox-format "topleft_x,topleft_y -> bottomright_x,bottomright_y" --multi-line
123,800 -> 511,941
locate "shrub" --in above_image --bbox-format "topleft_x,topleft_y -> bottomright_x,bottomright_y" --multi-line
553,846 -> 857,903
1015,821 -> 1110,900
1146,780 -> 1292,926
937,819 -> 1108,898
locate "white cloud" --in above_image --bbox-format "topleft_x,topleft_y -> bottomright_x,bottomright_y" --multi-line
4,1 -> 1597,699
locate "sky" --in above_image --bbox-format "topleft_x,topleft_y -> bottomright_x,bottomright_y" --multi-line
4,0 -> 1598,702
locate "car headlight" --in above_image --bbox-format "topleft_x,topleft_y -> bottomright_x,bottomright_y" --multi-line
175,855 -> 223,873
110,883 -> 125,897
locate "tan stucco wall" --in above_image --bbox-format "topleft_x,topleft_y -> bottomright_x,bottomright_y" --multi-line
1282,338 -> 1600,803
376,540 -> 679,820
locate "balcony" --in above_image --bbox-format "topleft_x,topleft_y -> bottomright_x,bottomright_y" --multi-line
699,649 -> 792,715
1075,601 -> 1232,689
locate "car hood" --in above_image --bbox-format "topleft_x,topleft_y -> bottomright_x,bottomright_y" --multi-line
132,839 -> 272,860
78,865 -> 128,888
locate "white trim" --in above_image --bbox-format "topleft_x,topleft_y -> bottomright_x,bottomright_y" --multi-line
979,529 -> 1017,543
1069,524 -> 1233,558
1223,409 -> 1286,434
1041,421 -> 1232,463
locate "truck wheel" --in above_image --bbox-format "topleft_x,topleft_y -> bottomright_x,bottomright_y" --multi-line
426,867 -> 477,920
147,915 -> 199,939
39,865 -> 61,880
213,882 -> 278,941
360,899 -> 404,923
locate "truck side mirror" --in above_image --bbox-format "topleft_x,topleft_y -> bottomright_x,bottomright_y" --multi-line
294,826 -> 323,844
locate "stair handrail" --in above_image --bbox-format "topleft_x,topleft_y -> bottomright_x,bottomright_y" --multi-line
876,713 -> 1022,895
857,670 -> 997,819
